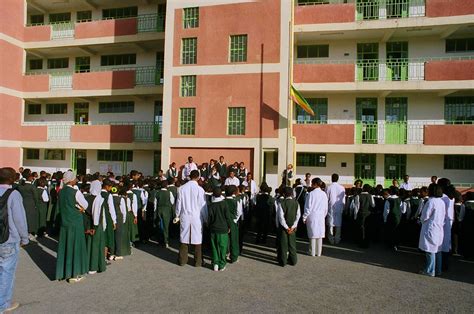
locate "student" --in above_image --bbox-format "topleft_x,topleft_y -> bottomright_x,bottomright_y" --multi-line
35,177 -> 49,237
126,185 -> 139,245
237,162 -> 247,184
17,173 -> 38,237
255,183 -> 273,244
132,180 -> 147,244
81,183 -> 95,269
383,186 -> 406,251
303,178 -> 328,257
224,171 -> 240,187
199,163 -> 209,182
55,171 -> 89,283
182,156 -> 198,182
166,162 -> 178,181
112,186 -> 127,260
229,162 -> 239,180
326,173 -> 346,245
154,180 -> 175,248
237,185 -> 249,253
217,156 -> 227,180
452,190 -> 464,255
418,184 -> 445,277
208,166 -> 221,189
207,188 -> 232,271
352,184 -> 375,248
224,185 -> 240,263
277,187 -> 301,266
118,188 -> 132,257
102,180 -> 117,260
438,179 -> 454,272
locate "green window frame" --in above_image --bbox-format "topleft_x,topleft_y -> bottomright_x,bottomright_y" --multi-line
296,153 -> 326,167
98,101 -> 134,113
100,54 -> 136,66
49,13 -> 71,23
46,103 -> 67,114
29,59 -> 43,70
27,104 -> 41,115
296,98 -> 328,124
179,108 -> 196,135
444,96 -> 474,124
444,155 -> 474,170
77,10 -> 92,23
230,35 -> 248,63
75,56 -> 90,73
181,38 -> 197,65
385,97 -> 407,122
446,38 -> 474,53
180,75 -> 196,97
354,154 -> 376,182
297,45 -> 329,58
183,7 -> 199,29
228,107 -> 246,135
44,149 -> 65,161
30,14 -> 44,25
26,149 -> 40,160
384,154 -> 407,181
47,58 -> 69,69
102,7 -> 138,19
97,150 -> 133,162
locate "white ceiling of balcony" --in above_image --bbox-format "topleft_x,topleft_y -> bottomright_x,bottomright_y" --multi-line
27,0 -> 161,14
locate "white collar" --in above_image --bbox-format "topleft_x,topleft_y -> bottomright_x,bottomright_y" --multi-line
212,196 -> 225,203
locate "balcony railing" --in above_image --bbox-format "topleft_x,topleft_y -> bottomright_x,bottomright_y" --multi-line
25,66 -> 163,90
295,56 -> 474,82
26,13 -> 165,40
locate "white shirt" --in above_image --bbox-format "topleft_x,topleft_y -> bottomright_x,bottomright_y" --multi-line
400,182 -> 413,191
224,177 -> 240,187
277,198 -> 301,230
181,162 -> 198,181
383,195 -> 406,223
242,180 -> 258,205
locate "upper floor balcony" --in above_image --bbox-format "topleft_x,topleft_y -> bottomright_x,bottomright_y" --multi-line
294,55 -> 474,91
24,13 -> 165,44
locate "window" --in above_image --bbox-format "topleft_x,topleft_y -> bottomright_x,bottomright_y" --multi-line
102,7 -> 138,19
297,0 -> 330,5
98,101 -> 134,113
179,108 -> 196,135
26,149 -> 40,160
296,153 -> 326,167
230,35 -> 248,63
446,38 -> 474,53
445,96 -> 474,124
27,104 -> 41,115
75,56 -> 90,73
181,38 -> 197,65
97,150 -> 133,162
444,155 -> 474,170
49,12 -> 71,23
77,10 -> 92,22
100,54 -> 136,66
46,103 -> 67,114
183,7 -> 199,28
45,149 -> 65,161
29,59 -> 43,70
227,107 -> 246,135
30,14 -> 44,25
180,75 -> 196,97
297,45 -> 329,58
47,58 -> 69,69
296,98 -> 328,124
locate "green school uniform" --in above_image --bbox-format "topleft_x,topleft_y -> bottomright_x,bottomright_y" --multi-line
102,191 -> 115,253
155,189 -> 173,245
126,192 -> 139,242
18,182 -> 38,233
224,197 -> 239,262
55,186 -> 88,280
89,195 -> 106,273
35,187 -> 48,233
208,197 -> 232,269
113,195 -> 129,257
278,198 -> 299,266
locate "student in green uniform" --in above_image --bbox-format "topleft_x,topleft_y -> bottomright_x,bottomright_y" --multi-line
81,183 -> 94,270
55,171 -> 89,283
18,173 -> 38,237
383,186 -> 405,251
126,185 -> 139,245
277,187 -> 301,267
112,186 -> 127,260
155,180 -> 175,248
224,185 -> 240,263
208,187 -> 232,271
101,180 -> 117,260
35,177 -> 49,237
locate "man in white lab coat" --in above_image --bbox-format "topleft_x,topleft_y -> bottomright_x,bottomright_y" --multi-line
175,170 -> 208,267
303,178 -> 328,257
438,178 -> 454,272
325,173 -> 346,244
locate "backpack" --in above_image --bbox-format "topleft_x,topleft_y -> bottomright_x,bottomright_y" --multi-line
0,189 -> 15,244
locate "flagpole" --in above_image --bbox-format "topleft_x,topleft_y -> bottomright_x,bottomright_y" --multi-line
286,0 -> 296,187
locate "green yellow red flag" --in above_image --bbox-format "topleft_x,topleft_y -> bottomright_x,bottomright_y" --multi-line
290,85 -> 314,116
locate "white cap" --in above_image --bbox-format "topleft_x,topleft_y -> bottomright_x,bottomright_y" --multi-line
62,171 -> 76,184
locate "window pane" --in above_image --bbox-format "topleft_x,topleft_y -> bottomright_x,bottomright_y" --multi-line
27,104 -> 41,115
100,54 -> 136,66
296,153 -> 326,167
180,75 -> 196,97
30,14 -> 44,25
230,35 -> 248,62
103,7 -> 138,19
29,59 -> 43,70
44,149 -> 65,160
77,11 -> 92,22
181,38 -> 197,64
26,149 -> 40,160
47,58 -> 69,69
179,108 -> 196,135
98,101 -> 134,113
183,7 -> 199,29
228,107 -> 246,135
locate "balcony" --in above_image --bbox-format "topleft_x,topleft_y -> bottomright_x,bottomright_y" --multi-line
25,66 -> 162,91
25,14 -> 165,42
295,0 -> 425,25
294,56 -> 474,84
22,122 -> 162,143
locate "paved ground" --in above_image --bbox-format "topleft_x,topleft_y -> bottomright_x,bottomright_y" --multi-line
12,233 -> 474,313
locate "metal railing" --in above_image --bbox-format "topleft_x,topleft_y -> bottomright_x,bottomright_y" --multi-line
46,124 -> 72,141
137,13 -> 166,33
49,73 -> 73,90
50,21 -> 75,40
356,0 -> 425,20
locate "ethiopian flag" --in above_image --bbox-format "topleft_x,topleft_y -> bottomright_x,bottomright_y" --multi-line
290,85 -> 314,116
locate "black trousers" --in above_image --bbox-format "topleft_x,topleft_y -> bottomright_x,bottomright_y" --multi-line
178,243 -> 202,267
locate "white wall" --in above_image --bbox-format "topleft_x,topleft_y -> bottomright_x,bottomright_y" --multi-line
295,153 -> 355,186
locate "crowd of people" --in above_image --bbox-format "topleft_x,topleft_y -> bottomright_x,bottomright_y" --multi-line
1,155 -> 473,310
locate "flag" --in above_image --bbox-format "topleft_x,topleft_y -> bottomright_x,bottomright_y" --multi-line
290,85 -> 314,116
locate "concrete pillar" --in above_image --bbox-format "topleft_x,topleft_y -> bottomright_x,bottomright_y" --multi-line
376,153 -> 385,186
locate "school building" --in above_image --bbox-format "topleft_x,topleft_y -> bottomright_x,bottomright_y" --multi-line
0,0 -> 473,189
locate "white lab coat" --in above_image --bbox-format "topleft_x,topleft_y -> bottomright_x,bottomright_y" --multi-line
326,182 -> 346,227
418,197 -> 445,253
441,194 -> 454,252
175,180 -> 208,245
303,187 -> 328,239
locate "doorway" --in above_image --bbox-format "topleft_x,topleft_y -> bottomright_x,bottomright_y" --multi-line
74,102 -> 89,125
154,101 -> 162,142
354,153 -> 376,187
385,97 -> 407,144
356,98 -> 378,144
384,154 -> 406,187
386,42 -> 408,81
74,150 -> 87,175
357,43 -> 379,81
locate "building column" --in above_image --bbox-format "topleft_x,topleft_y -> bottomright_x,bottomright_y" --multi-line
376,153 -> 385,186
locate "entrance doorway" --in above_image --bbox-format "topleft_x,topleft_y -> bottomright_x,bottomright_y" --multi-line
74,102 -> 89,124
74,150 -> 87,175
